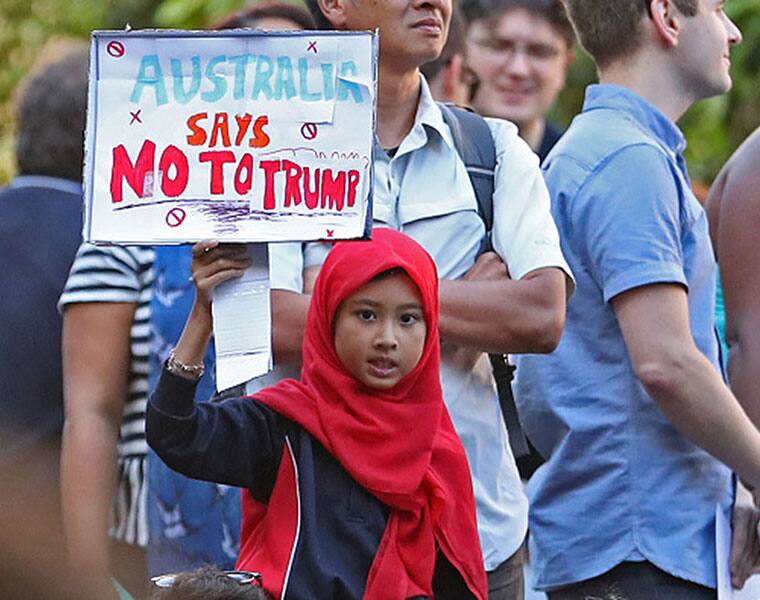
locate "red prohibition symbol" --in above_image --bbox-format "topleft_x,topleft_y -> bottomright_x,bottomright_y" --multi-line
301,122 -> 318,140
107,41 -> 125,58
165,207 -> 187,228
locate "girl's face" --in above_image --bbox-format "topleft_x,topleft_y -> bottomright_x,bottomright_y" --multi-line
333,271 -> 427,390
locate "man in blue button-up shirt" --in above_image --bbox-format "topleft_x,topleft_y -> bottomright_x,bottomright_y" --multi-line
515,1 -> 760,598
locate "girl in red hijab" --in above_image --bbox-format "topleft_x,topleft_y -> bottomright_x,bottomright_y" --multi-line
146,228 -> 487,600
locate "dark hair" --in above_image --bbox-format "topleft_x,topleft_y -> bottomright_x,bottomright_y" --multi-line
421,6 -> 466,81
460,0 -> 575,48
15,45 -> 89,182
211,1 -> 315,30
148,566 -> 272,600
370,267 -> 407,283
562,0 -> 697,68
303,0 -> 334,30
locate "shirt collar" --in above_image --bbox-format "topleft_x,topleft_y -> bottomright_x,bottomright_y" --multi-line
583,84 -> 687,156
375,74 -> 454,159
416,74 -> 450,140
9,175 -> 82,195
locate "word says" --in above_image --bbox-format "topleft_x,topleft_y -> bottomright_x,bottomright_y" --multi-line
186,112 -> 270,148
109,141 -> 361,212
130,54 -> 363,107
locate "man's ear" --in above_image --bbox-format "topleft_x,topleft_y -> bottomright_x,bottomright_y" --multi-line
443,54 -> 464,97
649,0 -> 682,48
317,0 -> 349,29
563,47 -> 576,71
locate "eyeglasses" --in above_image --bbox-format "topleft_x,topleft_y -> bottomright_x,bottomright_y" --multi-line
470,38 -> 563,63
150,570 -> 263,588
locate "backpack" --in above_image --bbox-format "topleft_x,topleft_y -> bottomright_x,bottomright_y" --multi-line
437,102 -> 530,459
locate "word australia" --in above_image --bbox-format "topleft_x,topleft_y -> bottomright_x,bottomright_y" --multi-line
130,54 -> 365,106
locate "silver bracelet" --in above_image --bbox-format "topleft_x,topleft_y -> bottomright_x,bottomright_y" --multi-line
166,349 -> 205,380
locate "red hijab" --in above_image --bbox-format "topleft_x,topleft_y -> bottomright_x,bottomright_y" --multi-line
253,228 -> 486,599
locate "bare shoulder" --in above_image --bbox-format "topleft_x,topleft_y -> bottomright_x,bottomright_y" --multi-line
706,127 -> 760,250
712,127 -> 760,209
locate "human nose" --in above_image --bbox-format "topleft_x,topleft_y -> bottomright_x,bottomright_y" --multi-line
374,319 -> 399,351
413,0 -> 450,12
413,0 -> 451,27
504,48 -> 531,76
725,13 -> 742,46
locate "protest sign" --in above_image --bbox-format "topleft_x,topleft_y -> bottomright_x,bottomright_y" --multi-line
84,30 -> 376,244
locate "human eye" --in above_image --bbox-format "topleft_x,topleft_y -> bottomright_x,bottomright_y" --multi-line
356,309 -> 376,321
477,37 -> 511,55
400,311 -> 423,326
529,43 -> 560,60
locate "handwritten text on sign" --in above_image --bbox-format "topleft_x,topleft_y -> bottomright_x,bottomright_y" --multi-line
84,30 -> 377,244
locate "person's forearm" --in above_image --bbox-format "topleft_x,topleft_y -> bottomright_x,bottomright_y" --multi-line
172,300 -> 213,366
147,371 -> 270,489
60,414 -> 120,578
60,301 -> 134,600
638,348 -> 760,490
438,270 -> 566,354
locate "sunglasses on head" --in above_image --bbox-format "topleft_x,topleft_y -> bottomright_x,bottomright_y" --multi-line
150,570 -> 263,588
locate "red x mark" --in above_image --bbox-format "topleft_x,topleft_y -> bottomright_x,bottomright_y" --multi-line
326,229 -> 335,238
129,110 -> 142,125
307,41 -> 318,53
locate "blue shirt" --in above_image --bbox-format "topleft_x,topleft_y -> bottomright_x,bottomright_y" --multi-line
715,266 -> 729,362
514,85 -> 732,590
147,245 -> 241,574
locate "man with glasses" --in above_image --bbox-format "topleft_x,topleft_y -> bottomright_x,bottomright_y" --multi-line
461,0 -> 575,162
515,1 -> 760,598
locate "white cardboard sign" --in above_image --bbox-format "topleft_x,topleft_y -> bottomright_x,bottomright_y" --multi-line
84,30 -> 376,244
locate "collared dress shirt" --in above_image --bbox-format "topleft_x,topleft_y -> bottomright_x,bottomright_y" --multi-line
515,84 -> 732,591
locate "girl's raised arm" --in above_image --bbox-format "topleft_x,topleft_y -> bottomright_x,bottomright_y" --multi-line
170,241 -> 252,373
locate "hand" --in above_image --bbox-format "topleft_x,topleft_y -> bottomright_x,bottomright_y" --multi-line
191,241 -> 252,311
462,251 -> 510,282
730,488 -> 760,589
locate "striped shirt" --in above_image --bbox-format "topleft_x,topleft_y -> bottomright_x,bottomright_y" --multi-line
59,243 -> 154,547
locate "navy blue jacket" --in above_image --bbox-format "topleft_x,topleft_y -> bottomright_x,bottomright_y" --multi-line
147,370 -> 474,599
0,176 -> 82,457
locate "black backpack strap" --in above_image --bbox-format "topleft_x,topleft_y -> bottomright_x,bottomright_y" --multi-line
438,103 -> 496,253
438,102 -> 530,459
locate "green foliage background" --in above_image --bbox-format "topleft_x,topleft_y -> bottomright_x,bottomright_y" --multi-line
550,0 -> 760,185
0,0 -> 758,186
